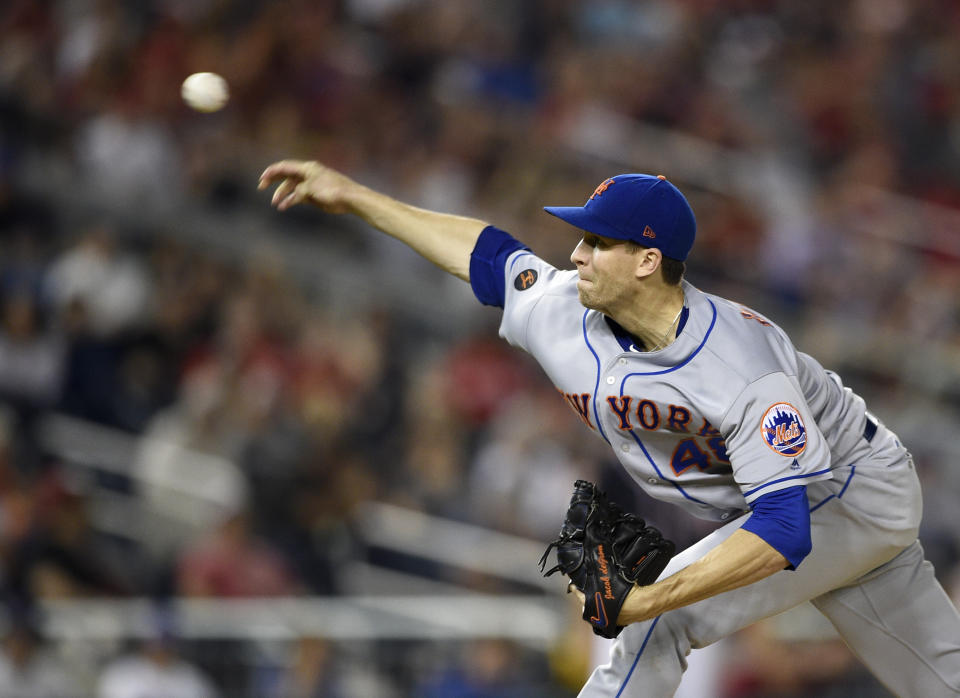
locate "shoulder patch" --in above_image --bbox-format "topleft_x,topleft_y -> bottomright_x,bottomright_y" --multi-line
760,402 -> 807,457
514,269 -> 538,290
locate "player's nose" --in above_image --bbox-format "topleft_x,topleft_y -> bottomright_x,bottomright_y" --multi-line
570,239 -> 589,267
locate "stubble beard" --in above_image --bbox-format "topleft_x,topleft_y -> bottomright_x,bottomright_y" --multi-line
576,283 -> 603,313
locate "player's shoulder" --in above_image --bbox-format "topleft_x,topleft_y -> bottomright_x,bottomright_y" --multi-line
706,292 -> 781,328
504,250 -> 578,299
499,251 -> 582,349
693,285 -> 798,378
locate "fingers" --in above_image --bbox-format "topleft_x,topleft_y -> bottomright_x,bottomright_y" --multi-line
276,181 -> 310,211
260,159 -> 313,210
260,161 -> 325,211
258,159 -> 309,189
270,178 -> 296,207
258,160 -> 348,213
567,582 -> 585,609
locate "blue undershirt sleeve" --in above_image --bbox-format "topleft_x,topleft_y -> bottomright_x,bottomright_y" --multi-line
740,485 -> 812,570
469,225 -> 530,308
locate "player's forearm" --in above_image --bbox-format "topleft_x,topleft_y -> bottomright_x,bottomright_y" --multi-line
345,185 -> 487,281
259,160 -> 487,281
618,529 -> 787,624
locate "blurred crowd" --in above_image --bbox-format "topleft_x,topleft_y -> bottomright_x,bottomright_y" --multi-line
1,0 -> 960,695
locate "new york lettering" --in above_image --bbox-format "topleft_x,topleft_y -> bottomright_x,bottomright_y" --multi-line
603,393 -> 730,475
558,391 -> 731,475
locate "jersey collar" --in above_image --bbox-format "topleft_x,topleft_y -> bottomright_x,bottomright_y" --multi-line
598,281 -> 709,363
605,307 -> 690,353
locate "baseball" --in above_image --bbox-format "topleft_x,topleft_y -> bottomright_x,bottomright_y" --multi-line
181,72 -> 229,113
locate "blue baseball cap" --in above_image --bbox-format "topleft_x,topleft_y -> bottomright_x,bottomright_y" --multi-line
544,174 -> 696,261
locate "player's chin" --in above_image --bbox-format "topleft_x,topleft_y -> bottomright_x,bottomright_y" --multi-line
576,284 -> 599,309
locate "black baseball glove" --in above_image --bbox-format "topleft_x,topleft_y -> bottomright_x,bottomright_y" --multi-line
539,479 -> 675,638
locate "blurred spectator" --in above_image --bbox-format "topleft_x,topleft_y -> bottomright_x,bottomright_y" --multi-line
0,409 -> 40,583
0,606 -> 75,698
257,636 -> 346,698
132,379 -> 250,553
96,614 -> 219,698
57,296 -> 123,424
442,333 -> 535,427
6,470 -> 136,602
467,390 -> 593,539
44,224 -> 151,339
396,357 -> 472,516
416,638 -> 570,698
76,98 -> 184,211
110,333 -> 178,433
0,291 -> 65,410
290,311 -> 396,457
0,222 -> 50,306
176,510 -> 299,597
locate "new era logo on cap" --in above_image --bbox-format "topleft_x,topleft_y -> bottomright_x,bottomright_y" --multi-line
543,174 -> 697,261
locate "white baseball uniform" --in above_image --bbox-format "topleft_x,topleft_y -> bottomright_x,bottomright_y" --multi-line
490,243 -> 960,697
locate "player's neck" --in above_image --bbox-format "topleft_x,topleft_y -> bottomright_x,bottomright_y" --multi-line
614,284 -> 685,352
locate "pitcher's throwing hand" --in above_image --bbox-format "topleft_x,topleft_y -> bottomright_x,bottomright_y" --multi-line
259,160 -> 358,213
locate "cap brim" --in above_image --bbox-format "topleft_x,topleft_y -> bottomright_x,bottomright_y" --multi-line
543,206 -> 632,242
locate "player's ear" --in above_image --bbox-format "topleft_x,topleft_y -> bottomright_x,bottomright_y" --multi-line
633,247 -> 663,281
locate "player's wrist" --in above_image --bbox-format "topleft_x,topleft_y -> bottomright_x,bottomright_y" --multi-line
345,183 -> 402,222
617,584 -> 658,625
330,179 -> 367,215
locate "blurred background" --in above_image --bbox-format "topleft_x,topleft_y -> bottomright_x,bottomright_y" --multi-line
1,0 -> 959,695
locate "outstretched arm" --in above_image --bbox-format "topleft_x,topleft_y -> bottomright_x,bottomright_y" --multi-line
258,160 -> 487,281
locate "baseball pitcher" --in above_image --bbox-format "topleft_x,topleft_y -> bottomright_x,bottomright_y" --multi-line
259,161 -> 960,697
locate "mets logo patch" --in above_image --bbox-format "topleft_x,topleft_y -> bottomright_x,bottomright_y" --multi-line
514,269 -> 538,290
760,403 -> 807,457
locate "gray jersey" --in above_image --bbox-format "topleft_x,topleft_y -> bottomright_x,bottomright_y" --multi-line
501,250 -> 873,522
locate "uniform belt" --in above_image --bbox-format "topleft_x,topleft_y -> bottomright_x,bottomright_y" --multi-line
863,413 -> 878,443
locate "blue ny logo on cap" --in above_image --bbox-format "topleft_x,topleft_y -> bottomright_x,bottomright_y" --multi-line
544,174 -> 697,261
